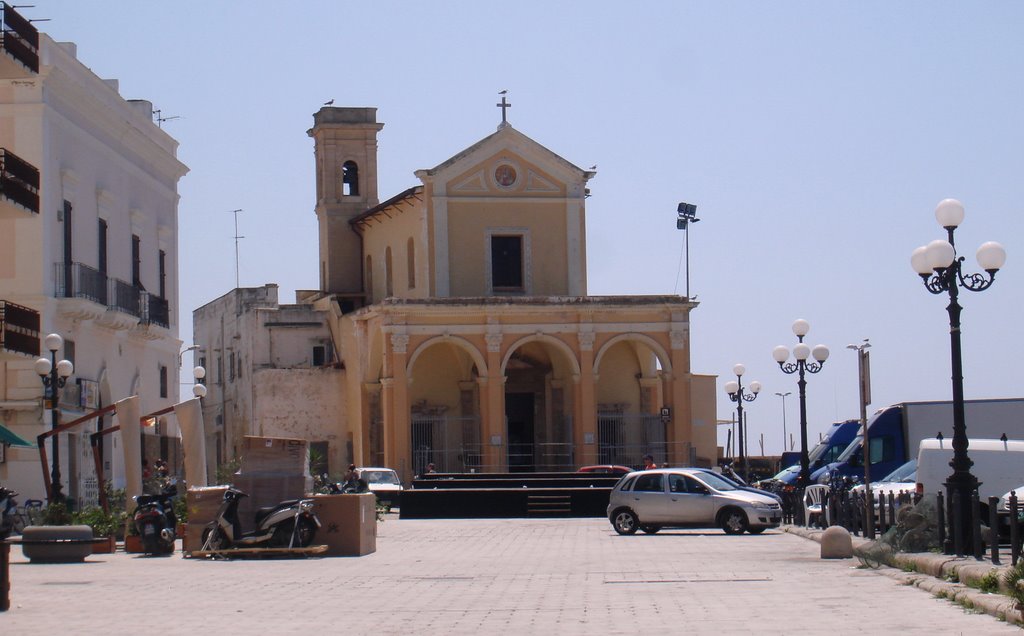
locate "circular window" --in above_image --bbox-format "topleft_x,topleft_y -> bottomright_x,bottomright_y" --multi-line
494,164 -> 517,187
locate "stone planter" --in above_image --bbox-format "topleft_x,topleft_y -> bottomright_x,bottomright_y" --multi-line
20,525 -> 94,563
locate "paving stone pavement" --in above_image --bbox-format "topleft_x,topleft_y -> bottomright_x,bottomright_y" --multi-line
2,517 -> 1020,635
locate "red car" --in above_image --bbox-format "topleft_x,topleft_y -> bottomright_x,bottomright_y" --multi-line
577,465 -> 633,476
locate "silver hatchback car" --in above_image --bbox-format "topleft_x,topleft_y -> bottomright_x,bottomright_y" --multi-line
607,468 -> 782,535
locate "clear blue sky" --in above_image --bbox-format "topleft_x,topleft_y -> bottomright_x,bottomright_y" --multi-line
35,1 -> 1024,455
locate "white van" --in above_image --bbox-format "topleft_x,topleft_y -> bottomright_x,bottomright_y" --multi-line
916,437 -> 1024,521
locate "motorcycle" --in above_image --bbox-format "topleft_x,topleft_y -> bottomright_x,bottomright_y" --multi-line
1,486 -> 19,539
200,487 -> 321,552
132,485 -> 178,555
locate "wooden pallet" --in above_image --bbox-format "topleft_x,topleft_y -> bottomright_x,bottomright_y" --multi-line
186,544 -> 327,559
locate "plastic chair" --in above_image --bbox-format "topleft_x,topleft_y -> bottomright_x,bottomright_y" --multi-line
803,484 -> 830,527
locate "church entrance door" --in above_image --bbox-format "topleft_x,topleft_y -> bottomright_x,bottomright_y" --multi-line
506,392 -> 535,472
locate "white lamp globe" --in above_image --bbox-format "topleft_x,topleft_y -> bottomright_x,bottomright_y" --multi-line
772,345 -> 790,363
34,357 -> 52,376
792,319 -> 810,337
192,384 -> 208,398
812,344 -> 830,362
749,380 -> 762,394
976,241 -> 1006,271
193,366 -> 206,380
56,359 -> 74,377
732,363 -> 746,377
793,343 -> 811,361
44,333 -> 62,353
911,246 -> 932,275
925,239 -> 955,270
935,198 -> 965,228
724,380 -> 739,395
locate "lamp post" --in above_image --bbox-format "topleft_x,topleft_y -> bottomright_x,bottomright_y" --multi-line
192,365 -> 208,399
775,391 -> 791,453
773,319 -> 829,488
34,333 -> 74,502
846,339 -> 872,539
724,364 -> 761,483
675,202 -> 699,298
911,198 -> 1005,554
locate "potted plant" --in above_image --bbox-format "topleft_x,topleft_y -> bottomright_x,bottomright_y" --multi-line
173,492 -> 187,539
72,507 -> 120,554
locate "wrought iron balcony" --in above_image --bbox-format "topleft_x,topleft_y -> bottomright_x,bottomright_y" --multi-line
141,292 -> 169,328
109,277 -> 141,317
55,262 -> 108,305
0,299 -> 39,356
0,148 -> 39,215
0,3 -> 38,74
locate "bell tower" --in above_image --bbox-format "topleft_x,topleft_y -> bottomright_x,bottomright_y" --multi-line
308,107 -> 384,294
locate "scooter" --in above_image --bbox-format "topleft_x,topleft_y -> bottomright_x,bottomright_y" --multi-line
132,486 -> 177,555
200,487 -> 321,552
1,486 -> 19,539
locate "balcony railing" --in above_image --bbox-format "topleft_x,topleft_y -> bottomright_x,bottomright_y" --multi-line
55,262 -> 108,305
142,292 -> 169,328
0,299 -> 39,356
109,277 -> 141,317
0,148 -> 39,213
0,3 -> 39,73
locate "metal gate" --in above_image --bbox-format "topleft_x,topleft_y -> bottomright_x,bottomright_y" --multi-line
597,413 -> 668,467
411,414 -> 481,475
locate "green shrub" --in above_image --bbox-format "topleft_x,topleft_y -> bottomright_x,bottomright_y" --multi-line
1004,560 -> 1024,608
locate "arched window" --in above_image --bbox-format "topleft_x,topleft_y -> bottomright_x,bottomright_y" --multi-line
342,161 -> 359,196
385,246 -> 393,297
407,237 -> 416,289
365,255 -> 373,300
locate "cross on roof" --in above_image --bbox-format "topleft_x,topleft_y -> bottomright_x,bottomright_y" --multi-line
496,94 -> 511,125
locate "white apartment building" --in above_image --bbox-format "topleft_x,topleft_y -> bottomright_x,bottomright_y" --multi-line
0,8 -> 188,506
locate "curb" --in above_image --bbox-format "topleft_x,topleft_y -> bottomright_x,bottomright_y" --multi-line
783,525 -> 1024,626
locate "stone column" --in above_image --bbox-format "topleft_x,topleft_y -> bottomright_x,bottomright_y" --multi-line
668,326 -> 692,465
484,333 -> 505,472
388,333 -> 412,481
575,331 -> 597,467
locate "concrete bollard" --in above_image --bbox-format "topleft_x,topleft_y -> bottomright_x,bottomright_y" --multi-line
820,525 -> 853,559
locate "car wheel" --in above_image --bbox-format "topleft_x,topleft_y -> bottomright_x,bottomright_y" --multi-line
719,508 -> 748,535
640,525 -> 660,534
747,527 -> 767,535
612,509 -> 639,535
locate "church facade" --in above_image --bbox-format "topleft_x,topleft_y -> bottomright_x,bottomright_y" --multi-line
309,106 -> 716,479
195,105 -> 716,481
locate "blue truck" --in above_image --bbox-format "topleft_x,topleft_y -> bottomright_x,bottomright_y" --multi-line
770,420 -> 861,486
811,398 -> 1024,484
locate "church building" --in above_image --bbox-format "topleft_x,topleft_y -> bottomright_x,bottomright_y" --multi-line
195,104 -> 717,481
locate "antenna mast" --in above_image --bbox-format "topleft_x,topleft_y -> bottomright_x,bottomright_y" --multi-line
231,209 -> 243,288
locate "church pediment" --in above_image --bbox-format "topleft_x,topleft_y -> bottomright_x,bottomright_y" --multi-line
447,150 -> 567,197
417,124 -> 593,199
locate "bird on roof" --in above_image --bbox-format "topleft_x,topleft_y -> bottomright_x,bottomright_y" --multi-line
588,165 -> 597,170
324,99 -> 334,106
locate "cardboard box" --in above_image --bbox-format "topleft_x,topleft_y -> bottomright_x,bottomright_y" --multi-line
239,436 -> 309,476
184,485 -> 229,553
311,493 -> 377,556
231,472 -> 313,526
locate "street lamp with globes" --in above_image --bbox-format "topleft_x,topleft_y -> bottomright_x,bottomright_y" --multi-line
192,365 -> 207,398
910,198 -> 1006,555
772,319 -> 829,488
724,364 -> 761,482
34,333 -> 74,502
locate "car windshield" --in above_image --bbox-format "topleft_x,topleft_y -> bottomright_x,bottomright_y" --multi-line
879,459 -> 917,483
836,438 -> 863,462
361,470 -> 400,485
692,471 -> 738,492
771,465 -> 799,481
